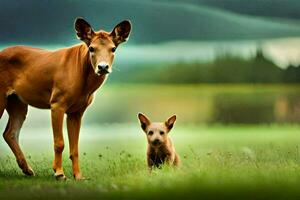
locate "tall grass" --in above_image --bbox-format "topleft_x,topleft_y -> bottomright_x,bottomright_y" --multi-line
1,124 -> 300,199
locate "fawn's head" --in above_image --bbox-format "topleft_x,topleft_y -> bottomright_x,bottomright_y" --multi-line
138,113 -> 177,148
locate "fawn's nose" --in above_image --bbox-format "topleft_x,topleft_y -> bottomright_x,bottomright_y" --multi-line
152,139 -> 161,146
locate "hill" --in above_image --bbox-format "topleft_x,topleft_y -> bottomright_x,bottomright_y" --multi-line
0,0 -> 299,45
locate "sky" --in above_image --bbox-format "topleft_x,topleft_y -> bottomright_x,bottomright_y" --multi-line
0,0 -> 299,67
0,0 -> 299,45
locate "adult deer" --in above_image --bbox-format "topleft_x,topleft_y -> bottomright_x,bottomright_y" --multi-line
0,18 -> 131,180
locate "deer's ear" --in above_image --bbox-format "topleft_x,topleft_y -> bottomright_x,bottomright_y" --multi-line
165,115 -> 176,131
138,113 -> 151,132
75,17 -> 95,46
111,20 -> 131,46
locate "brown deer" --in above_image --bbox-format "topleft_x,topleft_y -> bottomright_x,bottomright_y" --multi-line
0,17 -> 131,180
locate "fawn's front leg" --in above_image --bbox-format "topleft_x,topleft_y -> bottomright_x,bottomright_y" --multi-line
165,153 -> 176,166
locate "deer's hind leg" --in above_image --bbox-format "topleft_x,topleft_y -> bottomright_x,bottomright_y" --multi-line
0,92 -> 6,119
3,94 -> 34,176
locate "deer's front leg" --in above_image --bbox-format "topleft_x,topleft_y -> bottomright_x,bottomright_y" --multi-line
67,112 -> 83,180
51,104 -> 66,180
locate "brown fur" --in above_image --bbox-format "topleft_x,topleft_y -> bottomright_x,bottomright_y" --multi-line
0,18 -> 131,180
138,113 -> 180,169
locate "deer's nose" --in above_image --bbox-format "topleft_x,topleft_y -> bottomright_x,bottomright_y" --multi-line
98,63 -> 109,71
97,61 -> 109,70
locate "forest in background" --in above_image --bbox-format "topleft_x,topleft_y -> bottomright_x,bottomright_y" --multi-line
110,50 -> 300,84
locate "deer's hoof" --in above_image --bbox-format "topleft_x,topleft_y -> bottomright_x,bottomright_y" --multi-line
23,166 -> 35,176
55,173 -> 67,181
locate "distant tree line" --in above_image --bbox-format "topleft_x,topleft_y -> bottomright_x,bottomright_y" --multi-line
111,50 -> 300,83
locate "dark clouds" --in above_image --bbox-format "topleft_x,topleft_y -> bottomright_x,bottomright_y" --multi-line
0,0 -> 299,46
186,0 -> 300,20
0,1 -> 129,45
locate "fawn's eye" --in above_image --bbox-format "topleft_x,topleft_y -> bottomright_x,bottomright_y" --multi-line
111,47 -> 116,53
160,131 -> 165,135
148,131 -> 153,136
89,46 -> 95,52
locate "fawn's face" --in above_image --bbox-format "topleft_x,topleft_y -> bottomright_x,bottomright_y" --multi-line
75,18 -> 131,75
138,113 -> 176,148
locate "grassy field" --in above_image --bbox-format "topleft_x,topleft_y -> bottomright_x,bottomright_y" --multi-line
14,84 -> 300,125
77,84 -> 300,124
1,124 -> 300,199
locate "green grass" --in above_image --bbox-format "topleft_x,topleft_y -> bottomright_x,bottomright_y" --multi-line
1,124 -> 300,199
86,83 -> 300,124
9,84 -> 300,125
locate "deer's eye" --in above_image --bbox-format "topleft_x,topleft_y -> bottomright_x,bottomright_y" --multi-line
160,131 -> 165,135
89,46 -> 95,52
148,131 -> 153,136
111,47 -> 116,53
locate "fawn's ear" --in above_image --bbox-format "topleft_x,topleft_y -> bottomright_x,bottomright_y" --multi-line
111,20 -> 131,46
138,113 -> 151,132
75,17 -> 95,46
165,115 -> 177,131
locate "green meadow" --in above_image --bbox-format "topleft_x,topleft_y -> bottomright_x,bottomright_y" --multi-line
0,84 -> 300,199
84,84 -> 300,124
1,124 -> 300,199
